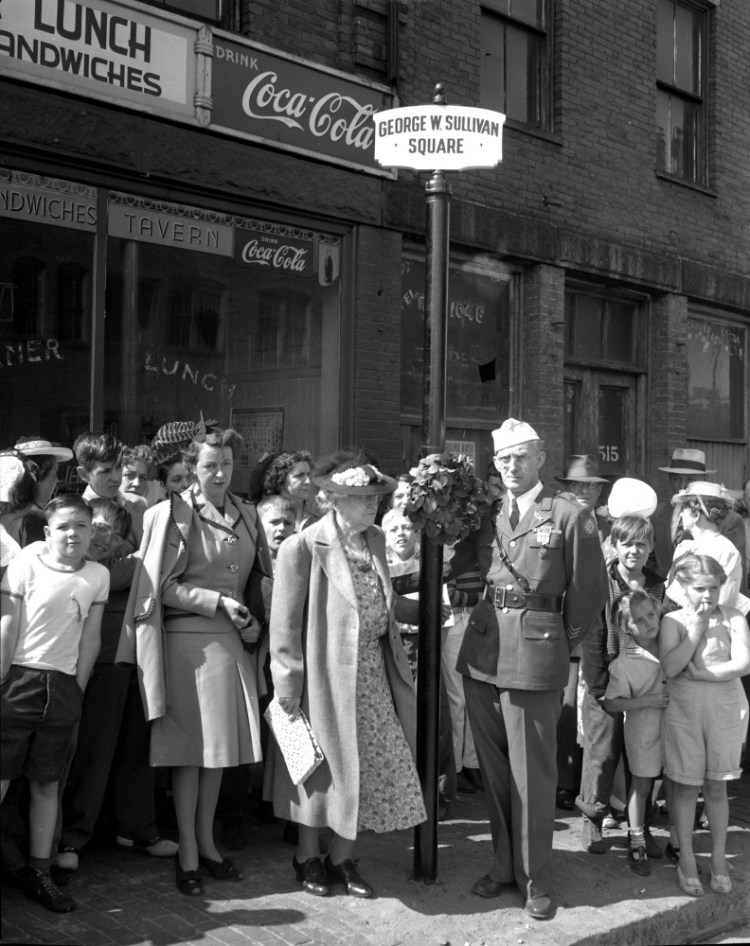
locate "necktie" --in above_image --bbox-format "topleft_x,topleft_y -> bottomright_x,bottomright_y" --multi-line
508,497 -> 519,530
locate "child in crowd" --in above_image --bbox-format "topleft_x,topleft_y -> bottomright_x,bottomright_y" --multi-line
603,590 -> 669,876
73,432 -> 146,550
120,445 -> 159,508
0,494 -> 109,912
660,553 -> 750,898
156,453 -> 192,498
58,499 -> 177,871
577,513 -> 665,854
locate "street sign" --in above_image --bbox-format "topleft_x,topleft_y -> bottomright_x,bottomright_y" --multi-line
374,104 -> 505,171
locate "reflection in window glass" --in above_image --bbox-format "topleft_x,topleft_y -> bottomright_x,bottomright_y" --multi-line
400,258 -> 511,422
687,318 -> 745,441
0,218 -> 94,446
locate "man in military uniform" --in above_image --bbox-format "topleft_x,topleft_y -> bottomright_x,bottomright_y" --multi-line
454,419 -> 608,919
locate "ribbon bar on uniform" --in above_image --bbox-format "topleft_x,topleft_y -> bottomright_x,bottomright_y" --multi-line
483,585 -> 564,613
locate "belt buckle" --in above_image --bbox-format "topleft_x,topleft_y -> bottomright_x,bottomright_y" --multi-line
493,586 -> 506,609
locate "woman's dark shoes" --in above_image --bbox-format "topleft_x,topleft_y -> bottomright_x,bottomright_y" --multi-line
324,855 -> 374,898
198,854 -> 243,880
174,857 -> 203,897
292,855 -> 330,897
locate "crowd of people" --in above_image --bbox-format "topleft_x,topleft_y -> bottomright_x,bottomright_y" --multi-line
1,422 -> 748,922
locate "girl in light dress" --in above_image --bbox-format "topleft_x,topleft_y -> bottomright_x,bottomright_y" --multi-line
659,553 -> 750,898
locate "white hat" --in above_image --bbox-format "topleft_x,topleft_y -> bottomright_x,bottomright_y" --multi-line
658,448 -> 715,475
492,418 -> 541,452
670,481 -> 730,506
607,478 -> 658,519
14,437 -> 73,462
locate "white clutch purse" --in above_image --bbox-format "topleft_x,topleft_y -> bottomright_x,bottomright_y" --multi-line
264,697 -> 324,785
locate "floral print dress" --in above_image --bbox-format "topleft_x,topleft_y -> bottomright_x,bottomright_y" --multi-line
343,543 -> 426,833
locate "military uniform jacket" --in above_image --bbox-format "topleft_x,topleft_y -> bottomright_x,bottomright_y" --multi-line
455,484 -> 608,691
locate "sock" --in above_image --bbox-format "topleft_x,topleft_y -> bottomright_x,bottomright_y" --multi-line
27,855 -> 52,872
630,826 -> 645,849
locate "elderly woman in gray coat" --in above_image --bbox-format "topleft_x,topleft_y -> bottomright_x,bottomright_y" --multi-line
267,451 -> 426,899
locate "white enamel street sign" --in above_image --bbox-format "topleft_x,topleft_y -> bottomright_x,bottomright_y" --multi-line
374,104 -> 505,171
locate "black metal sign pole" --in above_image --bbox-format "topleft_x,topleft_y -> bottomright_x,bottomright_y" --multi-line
414,84 -> 451,883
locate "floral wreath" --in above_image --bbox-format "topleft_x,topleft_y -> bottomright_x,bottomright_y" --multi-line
404,452 -> 487,544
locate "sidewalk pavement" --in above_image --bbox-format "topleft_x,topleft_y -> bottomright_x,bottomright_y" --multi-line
2,772 -> 748,946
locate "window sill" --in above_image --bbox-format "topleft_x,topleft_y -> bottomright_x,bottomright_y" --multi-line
655,171 -> 717,198
504,121 -> 562,148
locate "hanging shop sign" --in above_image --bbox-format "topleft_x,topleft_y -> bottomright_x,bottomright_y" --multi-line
210,32 -> 395,177
0,0 -> 196,119
374,104 -> 505,171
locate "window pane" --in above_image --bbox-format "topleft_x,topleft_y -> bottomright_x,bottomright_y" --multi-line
570,295 -> 602,361
480,16 -> 506,112
509,0 -> 542,28
564,380 -> 580,459
657,0 -> 674,83
598,387 -> 627,475
400,259 -> 511,422
604,302 -> 636,364
0,218 -> 94,445
656,89 -> 670,171
687,319 -> 745,440
506,24 -> 541,125
674,2 -> 700,94
669,95 -> 698,180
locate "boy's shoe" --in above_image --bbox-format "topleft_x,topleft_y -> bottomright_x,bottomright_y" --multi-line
581,815 -> 607,854
56,847 -> 79,872
25,867 -> 76,913
627,845 -> 650,877
643,826 -> 663,859
116,835 -> 178,858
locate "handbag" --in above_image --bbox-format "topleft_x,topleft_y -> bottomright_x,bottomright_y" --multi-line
263,697 -> 324,785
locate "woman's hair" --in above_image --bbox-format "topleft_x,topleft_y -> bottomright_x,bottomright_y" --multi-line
611,588 -> 656,633
248,450 -> 313,501
122,443 -> 156,471
184,428 -> 242,466
610,514 -> 654,548
157,452 -> 188,486
680,495 -> 730,524
671,552 -> 727,587
88,497 -> 132,539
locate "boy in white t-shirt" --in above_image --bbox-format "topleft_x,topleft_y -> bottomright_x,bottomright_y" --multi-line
0,494 -> 109,913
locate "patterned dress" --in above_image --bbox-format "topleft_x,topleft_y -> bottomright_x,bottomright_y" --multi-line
344,543 -> 426,832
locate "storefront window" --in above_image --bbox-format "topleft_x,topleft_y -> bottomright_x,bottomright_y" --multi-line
106,195 -> 342,483
400,254 -> 512,469
687,316 -> 745,441
0,171 -> 97,451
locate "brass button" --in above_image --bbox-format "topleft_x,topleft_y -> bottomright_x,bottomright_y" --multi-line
502,607 -> 509,614
228,564 -> 239,573
509,540 -> 516,548
506,584 -> 513,590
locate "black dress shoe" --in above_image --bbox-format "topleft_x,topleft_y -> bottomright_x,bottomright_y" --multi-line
324,855 -> 373,898
463,767 -> 485,792
525,894 -> 553,919
471,874 -> 507,898
556,788 -> 576,810
292,855 -> 329,897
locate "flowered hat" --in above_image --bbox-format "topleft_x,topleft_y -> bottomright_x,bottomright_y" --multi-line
312,463 -> 396,495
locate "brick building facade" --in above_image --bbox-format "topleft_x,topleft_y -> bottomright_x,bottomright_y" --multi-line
1,0 -> 748,500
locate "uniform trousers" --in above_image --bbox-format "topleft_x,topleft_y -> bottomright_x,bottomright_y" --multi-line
441,612 -> 478,771
61,665 -> 158,850
463,676 -> 561,899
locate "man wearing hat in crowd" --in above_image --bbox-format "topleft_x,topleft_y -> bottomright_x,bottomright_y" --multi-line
552,455 -> 609,810
651,448 -> 746,584
452,419 -> 608,919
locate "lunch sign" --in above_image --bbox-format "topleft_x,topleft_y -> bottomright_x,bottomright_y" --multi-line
374,104 -> 505,171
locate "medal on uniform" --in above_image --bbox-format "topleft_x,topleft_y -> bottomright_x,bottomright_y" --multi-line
535,524 -> 551,558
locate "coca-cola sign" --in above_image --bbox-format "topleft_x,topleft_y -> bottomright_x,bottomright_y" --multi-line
211,33 -> 395,177
235,229 -> 312,278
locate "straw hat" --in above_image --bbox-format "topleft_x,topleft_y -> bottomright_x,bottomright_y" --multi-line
670,481 -> 730,506
13,437 -> 73,462
658,448 -> 715,475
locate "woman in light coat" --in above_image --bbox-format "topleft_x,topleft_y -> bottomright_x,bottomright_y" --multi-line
267,451 -> 425,899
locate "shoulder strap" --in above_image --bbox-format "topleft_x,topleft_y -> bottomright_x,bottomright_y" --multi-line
492,526 -> 532,593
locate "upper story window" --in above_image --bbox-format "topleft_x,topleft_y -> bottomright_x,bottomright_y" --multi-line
565,288 -> 645,372
136,1 -> 224,25
656,0 -> 708,185
480,0 -> 551,131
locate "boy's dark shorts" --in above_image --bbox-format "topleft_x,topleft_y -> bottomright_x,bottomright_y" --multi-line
1,666 -> 83,783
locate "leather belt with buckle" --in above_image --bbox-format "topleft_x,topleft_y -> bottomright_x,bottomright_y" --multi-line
483,586 -> 563,613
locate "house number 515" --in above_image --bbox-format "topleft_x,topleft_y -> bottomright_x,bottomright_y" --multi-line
599,445 -> 620,462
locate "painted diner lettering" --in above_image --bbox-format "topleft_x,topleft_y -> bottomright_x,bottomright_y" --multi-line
144,352 -> 235,401
1,338 -> 64,367
0,187 -> 96,227
33,0 -> 152,63
240,70 -> 375,151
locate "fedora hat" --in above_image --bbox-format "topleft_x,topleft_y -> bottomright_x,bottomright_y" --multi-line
13,437 -> 73,462
555,454 -> 608,484
658,448 -> 715,475
313,463 -> 396,496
